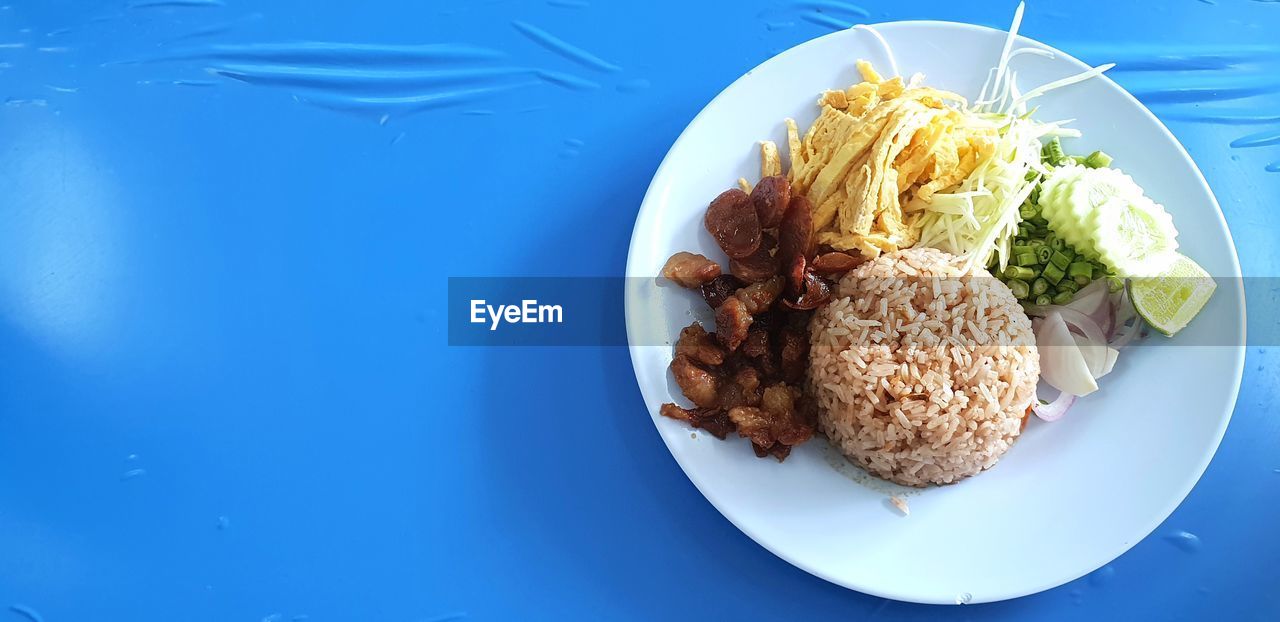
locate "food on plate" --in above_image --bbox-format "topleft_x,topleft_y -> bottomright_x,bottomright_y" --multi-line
654,5 -> 1217,480
1131,253 -> 1216,337
1035,310 -> 1104,398
663,305 -> 818,460
661,403 -> 735,440
751,175 -> 791,228
989,139 -> 1115,307
1037,161 -> 1180,278
658,175 -> 856,461
700,274 -> 745,309
661,251 -> 721,288
809,248 -> 1039,486
705,189 -> 762,259
811,251 -> 863,274
763,61 -> 999,259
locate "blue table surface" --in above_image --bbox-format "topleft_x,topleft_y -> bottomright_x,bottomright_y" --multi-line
1,1 -> 1278,620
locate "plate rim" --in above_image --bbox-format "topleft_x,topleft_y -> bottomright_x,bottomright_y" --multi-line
624,19 -> 1245,604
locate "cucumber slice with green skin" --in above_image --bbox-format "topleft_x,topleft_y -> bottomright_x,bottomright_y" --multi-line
1059,180 -> 1107,258
1037,164 -> 1179,277
1091,194 -> 1178,276
1037,164 -> 1094,253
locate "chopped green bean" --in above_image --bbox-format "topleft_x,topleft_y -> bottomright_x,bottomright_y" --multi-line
1052,290 -> 1074,305
1004,266 -> 1036,281
1043,262 -> 1066,285
1042,137 -> 1068,166
1035,294 -> 1052,306
1084,150 -> 1113,169
1031,278 -> 1050,296
1067,261 -> 1093,279
996,174 -> 1111,299
1009,279 -> 1031,299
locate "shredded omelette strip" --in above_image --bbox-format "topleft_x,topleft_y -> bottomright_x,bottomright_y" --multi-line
757,61 -> 997,258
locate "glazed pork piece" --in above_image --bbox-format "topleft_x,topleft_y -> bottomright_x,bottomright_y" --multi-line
655,176 -> 863,461
661,251 -> 722,288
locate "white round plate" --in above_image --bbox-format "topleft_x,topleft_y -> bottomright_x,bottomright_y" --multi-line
624,20 -> 1244,604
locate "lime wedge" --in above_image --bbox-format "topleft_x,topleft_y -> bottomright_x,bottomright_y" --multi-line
1130,253 -> 1216,336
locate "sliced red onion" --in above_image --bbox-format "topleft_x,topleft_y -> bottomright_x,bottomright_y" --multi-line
1064,278 -> 1113,334
1036,312 -> 1099,396
1033,390 -> 1077,422
1036,306 -> 1107,377
1107,286 -> 1140,343
1109,317 -> 1145,348
1074,334 -> 1119,378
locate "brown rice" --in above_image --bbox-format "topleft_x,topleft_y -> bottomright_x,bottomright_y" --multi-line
807,247 -> 1040,487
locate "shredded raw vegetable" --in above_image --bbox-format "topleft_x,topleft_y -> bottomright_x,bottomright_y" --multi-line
905,2 -> 1115,273
908,113 -> 1048,272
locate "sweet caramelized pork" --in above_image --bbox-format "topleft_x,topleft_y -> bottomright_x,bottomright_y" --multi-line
662,251 -> 722,288
658,180 -> 865,461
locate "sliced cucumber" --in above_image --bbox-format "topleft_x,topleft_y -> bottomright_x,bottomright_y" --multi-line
1092,194 -> 1178,276
1037,164 -> 1179,277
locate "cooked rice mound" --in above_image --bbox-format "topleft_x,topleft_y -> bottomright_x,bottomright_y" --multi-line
808,247 -> 1040,487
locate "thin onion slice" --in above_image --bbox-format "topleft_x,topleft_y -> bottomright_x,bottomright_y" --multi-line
1108,284 -> 1143,347
1036,306 -> 1107,377
1115,286 -> 1136,322
1110,316 -> 1145,348
1064,279 -> 1112,334
1035,312 -> 1099,396
1074,334 -> 1119,378
1033,390 -> 1077,422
